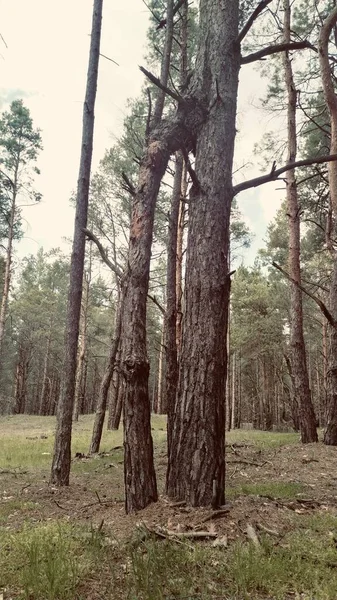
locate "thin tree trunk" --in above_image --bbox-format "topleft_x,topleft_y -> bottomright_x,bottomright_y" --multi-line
0,185 -> 17,361
166,152 -> 183,447
283,0 -> 317,443
40,317 -> 53,415
319,7 -> 337,444
51,0 -> 103,485
231,352 -> 236,430
176,165 -> 186,353
90,297 -> 122,454
166,0 -> 240,507
73,272 -> 90,421
107,348 -> 121,429
157,325 -> 166,413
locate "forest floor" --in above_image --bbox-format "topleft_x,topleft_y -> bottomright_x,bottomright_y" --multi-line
1,415 -> 337,599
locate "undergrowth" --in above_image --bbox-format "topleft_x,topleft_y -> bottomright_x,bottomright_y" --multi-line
2,513 -> 337,599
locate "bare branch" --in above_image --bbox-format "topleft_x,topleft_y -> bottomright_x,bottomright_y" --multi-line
121,172 -> 136,196
272,261 -> 336,328
156,0 -> 187,30
83,228 -> 123,279
100,53 -> 119,66
241,40 -> 316,64
238,0 -> 273,44
148,293 -> 166,315
233,154 -> 337,195
139,66 -> 182,103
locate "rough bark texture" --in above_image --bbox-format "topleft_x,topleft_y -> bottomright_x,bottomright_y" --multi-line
166,0 -> 240,507
319,7 -> 337,444
51,0 -> 103,485
166,152 -> 183,453
121,141 -> 168,512
283,0 -> 317,443
120,0 -> 206,513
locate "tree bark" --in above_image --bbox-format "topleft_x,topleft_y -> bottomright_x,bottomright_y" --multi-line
0,178 -> 17,362
166,0 -> 240,507
73,272 -> 90,421
319,7 -> 337,444
166,152 -> 183,448
283,0 -> 317,443
121,0 -> 193,513
51,0 -> 103,485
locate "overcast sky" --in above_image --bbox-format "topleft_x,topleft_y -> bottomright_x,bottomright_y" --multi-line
0,0 -> 285,264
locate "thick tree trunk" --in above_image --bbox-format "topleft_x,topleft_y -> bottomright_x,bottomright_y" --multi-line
325,261 -> 337,443
51,0 -> 103,485
121,0 -> 191,513
319,7 -> 337,444
166,0 -> 240,507
283,0 -> 317,443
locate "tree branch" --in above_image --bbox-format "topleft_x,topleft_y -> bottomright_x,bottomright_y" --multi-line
121,172 -> 136,196
83,228 -> 123,279
272,261 -> 336,328
238,0 -> 273,44
148,293 -> 166,315
233,154 -> 337,195
156,0 -> 187,29
139,66 -> 182,103
84,228 -> 166,315
241,40 -> 316,65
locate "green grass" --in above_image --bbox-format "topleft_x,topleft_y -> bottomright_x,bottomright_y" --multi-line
226,480 -> 306,500
127,513 -> 337,600
0,413 -> 167,470
0,499 -> 39,524
226,428 -> 299,448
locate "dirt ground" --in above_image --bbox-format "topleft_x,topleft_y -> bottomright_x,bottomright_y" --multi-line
2,432 -> 337,544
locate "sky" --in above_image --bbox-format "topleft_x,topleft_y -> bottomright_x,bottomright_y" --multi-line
0,0 -> 285,265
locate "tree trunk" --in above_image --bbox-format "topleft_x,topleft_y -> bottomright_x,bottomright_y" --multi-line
0,185 -> 17,362
283,0 -> 317,443
90,297 -> 122,454
51,0 -> 103,485
40,317 -> 53,415
231,352 -> 236,430
73,272 -> 90,421
166,152 -> 183,438
121,0 -> 180,513
166,0 -> 240,507
107,348 -> 121,429
156,325 -> 166,413
110,376 -> 124,430
319,7 -> 337,444
176,170 -> 186,353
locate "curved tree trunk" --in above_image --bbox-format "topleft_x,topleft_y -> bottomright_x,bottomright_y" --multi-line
283,0 -> 317,443
51,0 -> 103,485
166,0 -> 240,507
